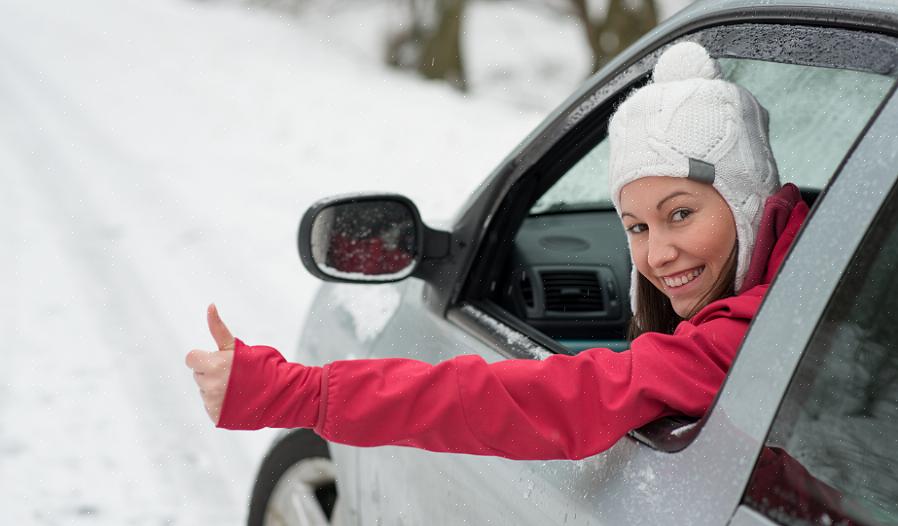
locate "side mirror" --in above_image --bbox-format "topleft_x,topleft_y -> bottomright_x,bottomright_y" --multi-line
298,194 -> 449,283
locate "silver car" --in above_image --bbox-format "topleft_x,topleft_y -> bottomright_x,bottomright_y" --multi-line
248,1 -> 898,524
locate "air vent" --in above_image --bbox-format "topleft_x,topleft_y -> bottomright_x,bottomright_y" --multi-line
541,271 -> 604,313
520,271 -> 534,308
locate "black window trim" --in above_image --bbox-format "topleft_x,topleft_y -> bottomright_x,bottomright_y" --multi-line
444,21 -> 898,454
455,21 -> 898,359
433,18 -> 898,318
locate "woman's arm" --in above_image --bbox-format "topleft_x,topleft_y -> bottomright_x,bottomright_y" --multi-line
214,314 -> 745,460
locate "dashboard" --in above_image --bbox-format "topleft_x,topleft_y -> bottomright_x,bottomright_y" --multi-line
494,188 -> 820,353
496,209 -> 632,352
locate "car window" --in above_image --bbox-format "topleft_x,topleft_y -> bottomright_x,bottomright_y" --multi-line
529,58 -> 893,215
529,139 -> 611,214
742,183 -> 898,525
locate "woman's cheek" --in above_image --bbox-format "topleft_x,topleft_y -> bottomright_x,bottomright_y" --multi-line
630,241 -> 649,273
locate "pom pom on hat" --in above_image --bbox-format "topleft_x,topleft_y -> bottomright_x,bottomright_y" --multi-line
652,41 -> 722,83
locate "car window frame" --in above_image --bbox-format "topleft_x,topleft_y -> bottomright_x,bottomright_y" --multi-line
443,20 -> 898,455
426,5 -> 898,318
450,20 -> 898,359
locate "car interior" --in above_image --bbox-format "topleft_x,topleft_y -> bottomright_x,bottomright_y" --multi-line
496,187 -> 822,355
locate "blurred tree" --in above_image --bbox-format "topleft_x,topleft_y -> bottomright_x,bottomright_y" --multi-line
570,0 -> 658,72
244,0 -> 303,16
385,0 -> 662,90
386,0 -> 467,91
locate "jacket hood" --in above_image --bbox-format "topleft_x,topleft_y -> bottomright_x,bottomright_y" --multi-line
739,183 -> 809,292
688,183 -> 808,326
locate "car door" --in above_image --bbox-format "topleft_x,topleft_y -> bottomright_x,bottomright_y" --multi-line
732,101 -> 898,526
356,14 -> 898,526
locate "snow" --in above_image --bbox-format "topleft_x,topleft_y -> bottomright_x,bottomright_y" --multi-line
329,284 -> 403,343
320,263 -> 416,282
0,0 -> 548,523
0,0 -> 691,523
460,305 -> 552,360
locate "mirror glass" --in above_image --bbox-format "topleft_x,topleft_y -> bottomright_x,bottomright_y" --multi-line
310,200 -> 418,280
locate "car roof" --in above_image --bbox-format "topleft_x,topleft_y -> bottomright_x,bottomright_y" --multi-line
607,0 -> 898,79
690,0 -> 898,15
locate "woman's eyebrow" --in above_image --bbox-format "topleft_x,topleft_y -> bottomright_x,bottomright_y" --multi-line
620,191 -> 693,218
656,191 -> 692,210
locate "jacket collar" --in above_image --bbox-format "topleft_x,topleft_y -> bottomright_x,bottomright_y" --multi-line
739,183 -> 810,293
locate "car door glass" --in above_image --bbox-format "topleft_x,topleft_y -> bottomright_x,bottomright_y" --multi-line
530,59 -> 893,215
530,140 -> 611,214
719,58 -> 893,191
742,184 -> 898,525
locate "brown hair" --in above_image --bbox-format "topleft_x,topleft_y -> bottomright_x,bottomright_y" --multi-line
627,245 -> 738,340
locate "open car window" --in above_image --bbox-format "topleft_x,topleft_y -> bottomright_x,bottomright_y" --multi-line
445,23 -> 898,459
504,56 -> 896,357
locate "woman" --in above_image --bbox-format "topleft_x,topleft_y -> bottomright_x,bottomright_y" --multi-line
185,42 -> 808,460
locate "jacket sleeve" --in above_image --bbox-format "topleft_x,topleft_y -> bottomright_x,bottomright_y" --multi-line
217,316 -> 747,460
216,338 -> 323,430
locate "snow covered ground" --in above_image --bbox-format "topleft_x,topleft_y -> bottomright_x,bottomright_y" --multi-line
0,0 -> 687,524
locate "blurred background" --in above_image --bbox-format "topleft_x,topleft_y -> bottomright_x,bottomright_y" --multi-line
2,0 -> 690,523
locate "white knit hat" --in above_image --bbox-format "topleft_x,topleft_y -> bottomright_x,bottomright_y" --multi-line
608,42 -> 780,313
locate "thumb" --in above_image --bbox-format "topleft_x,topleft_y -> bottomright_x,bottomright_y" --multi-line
207,303 -> 235,351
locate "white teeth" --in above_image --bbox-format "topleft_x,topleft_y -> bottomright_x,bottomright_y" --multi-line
663,267 -> 703,288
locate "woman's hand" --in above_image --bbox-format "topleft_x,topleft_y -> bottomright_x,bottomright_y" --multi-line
185,304 -> 235,424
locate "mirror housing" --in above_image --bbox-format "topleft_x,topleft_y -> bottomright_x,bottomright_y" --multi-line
298,193 -> 450,284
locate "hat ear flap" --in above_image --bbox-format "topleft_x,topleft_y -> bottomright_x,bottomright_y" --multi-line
732,192 -> 763,292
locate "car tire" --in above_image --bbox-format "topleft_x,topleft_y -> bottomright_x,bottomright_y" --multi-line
247,429 -> 340,526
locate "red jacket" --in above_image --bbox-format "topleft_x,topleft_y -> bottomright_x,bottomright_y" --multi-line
218,185 -> 809,460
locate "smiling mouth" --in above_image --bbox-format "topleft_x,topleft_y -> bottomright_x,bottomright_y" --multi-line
662,266 -> 704,288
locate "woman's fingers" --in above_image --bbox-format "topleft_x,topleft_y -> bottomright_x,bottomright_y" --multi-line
194,369 -> 225,393
185,349 -> 224,372
186,349 -> 231,374
187,305 -> 237,425
207,303 -> 235,351
186,343 -> 235,424
185,349 -> 212,371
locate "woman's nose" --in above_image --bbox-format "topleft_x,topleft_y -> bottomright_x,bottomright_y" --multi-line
646,231 -> 678,269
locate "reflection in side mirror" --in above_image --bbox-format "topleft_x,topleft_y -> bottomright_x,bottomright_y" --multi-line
300,196 -> 421,283
311,201 -> 417,279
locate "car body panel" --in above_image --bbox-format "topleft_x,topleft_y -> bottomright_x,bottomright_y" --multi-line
285,1 -> 898,524
295,281 -> 411,525
730,505 -> 778,526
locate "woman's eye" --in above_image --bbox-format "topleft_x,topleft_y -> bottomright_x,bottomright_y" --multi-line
626,223 -> 647,234
671,208 -> 693,222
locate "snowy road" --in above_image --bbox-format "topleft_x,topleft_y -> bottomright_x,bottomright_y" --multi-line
0,0 -> 547,523
0,3 -> 281,523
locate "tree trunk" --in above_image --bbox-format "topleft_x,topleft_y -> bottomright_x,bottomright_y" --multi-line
571,0 -> 658,74
385,0 -> 467,91
417,0 -> 467,90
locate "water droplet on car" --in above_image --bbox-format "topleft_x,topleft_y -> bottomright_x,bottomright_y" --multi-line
523,479 -> 534,499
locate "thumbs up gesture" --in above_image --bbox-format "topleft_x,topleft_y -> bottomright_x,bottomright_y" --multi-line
185,304 -> 236,424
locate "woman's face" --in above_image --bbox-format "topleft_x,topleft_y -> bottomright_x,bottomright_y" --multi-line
619,176 -> 737,318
